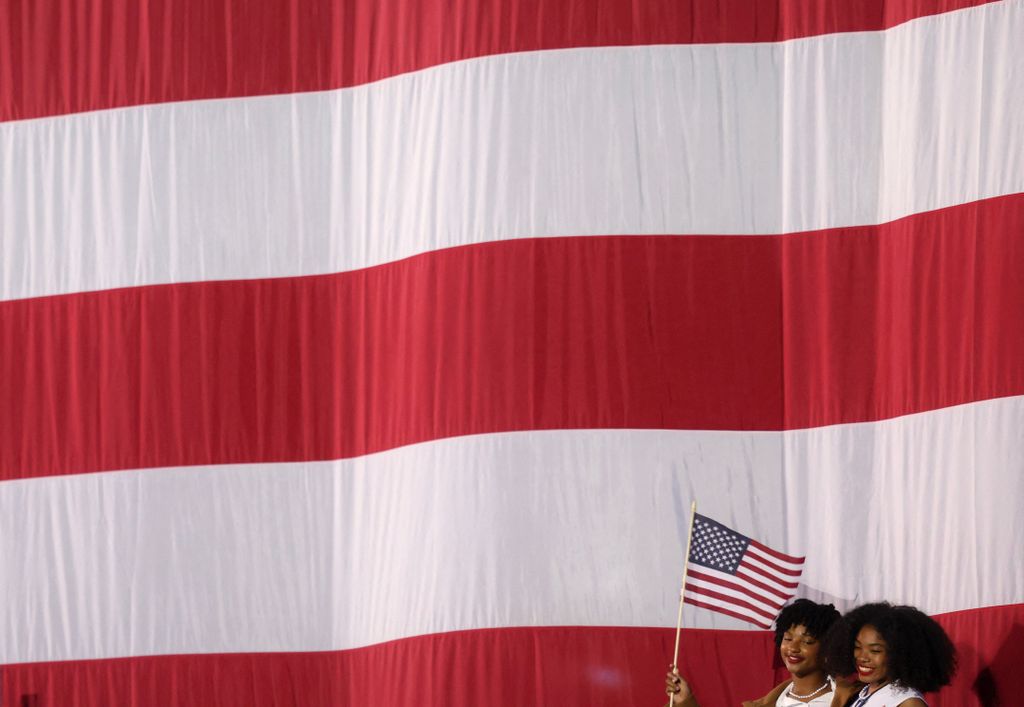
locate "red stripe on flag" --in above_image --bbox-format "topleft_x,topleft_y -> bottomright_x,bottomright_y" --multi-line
739,562 -> 801,590
4,606 -> 1018,706
687,569 -> 786,611
742,554 -> 804,578
684,585 -> 778,623
732,569 -> 796,602
2,194 -> 1023,480
683,597 -> 775,629
0,0 -> 998,121
747,539 -> 805,566
0,626 -> 778,706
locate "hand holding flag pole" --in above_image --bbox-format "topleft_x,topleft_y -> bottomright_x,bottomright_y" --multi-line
668,500 -> 697,707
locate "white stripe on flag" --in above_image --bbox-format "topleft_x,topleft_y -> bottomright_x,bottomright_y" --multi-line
745,543 -> 805,571
685,572 -> 786,616
688,566 -> 790,608
683,593 -> 774,629
734,568 -> 800,597
742,553 -> 803,580
2,0 -> 1022,300
2,397 -> 1023,664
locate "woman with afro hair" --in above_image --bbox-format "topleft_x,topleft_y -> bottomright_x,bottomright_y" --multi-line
663,599 -> 843,706
822,602 -> 957,706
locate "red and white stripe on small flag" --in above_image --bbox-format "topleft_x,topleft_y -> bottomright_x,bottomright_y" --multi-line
683,513 -> 805,629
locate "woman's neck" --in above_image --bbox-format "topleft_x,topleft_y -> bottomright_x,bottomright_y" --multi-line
866,679 -> 889,695
790,671 -> 829,696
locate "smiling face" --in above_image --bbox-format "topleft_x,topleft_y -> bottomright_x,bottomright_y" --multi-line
779,624 -> 823,677
853,624 -> 889,685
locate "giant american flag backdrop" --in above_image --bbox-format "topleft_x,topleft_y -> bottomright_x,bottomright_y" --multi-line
1,0 -> 1023,704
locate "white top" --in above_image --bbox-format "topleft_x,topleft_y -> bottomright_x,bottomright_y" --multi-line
849,683 -> 927,707
775,678 -> 836,706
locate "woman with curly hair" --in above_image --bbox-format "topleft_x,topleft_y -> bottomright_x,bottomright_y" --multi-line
664,599 -> 843,706
822,602 -> 957,706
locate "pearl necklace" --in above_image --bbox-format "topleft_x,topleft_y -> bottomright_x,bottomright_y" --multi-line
786,680 -> 830,700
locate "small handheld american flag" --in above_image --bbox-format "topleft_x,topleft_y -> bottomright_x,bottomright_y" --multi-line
683,513 -> 805,629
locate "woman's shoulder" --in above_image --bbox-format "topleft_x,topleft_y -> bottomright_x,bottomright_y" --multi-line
888,682 -> 926,703
852,683 -> 927,706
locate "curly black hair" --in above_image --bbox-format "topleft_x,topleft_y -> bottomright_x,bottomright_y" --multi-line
773,598 -> 841,647
822,602 -> 957,693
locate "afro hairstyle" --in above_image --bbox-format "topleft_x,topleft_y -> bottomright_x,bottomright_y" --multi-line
822,602 -> 957,693
773,599 -> 842,647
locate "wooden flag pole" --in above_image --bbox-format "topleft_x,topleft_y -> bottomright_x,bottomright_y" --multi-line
668,500 -> 698,705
